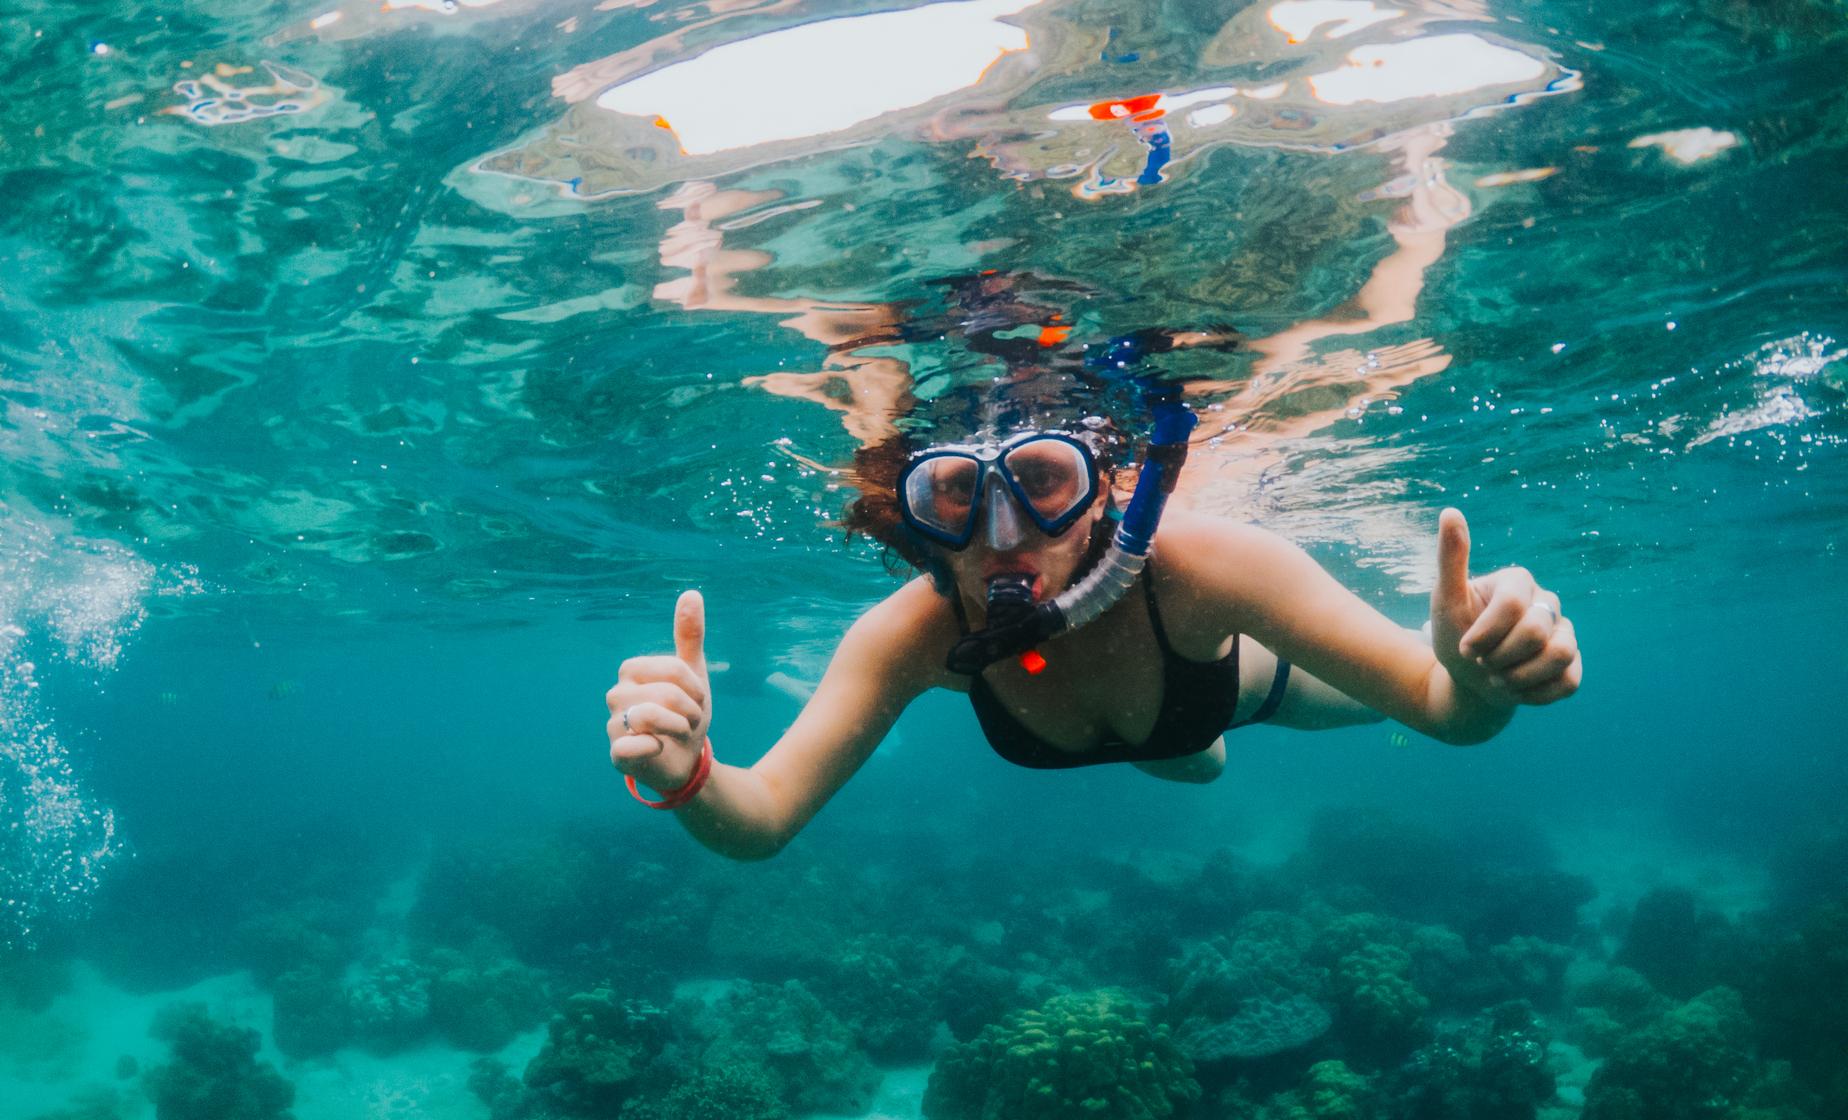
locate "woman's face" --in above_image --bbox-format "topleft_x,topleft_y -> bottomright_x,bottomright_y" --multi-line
941,490 -> 1108,605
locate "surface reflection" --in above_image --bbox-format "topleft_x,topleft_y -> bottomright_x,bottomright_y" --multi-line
646,115 -> 1484,587
466,0 -> 1576,204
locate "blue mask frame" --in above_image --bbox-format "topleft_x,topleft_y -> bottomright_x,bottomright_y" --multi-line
897,431 -> 1100,551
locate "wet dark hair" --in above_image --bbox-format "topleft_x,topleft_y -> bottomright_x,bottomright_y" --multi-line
839,421 -> 1131,595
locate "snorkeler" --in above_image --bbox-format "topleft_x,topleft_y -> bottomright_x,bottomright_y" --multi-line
604,328 -> 1582,852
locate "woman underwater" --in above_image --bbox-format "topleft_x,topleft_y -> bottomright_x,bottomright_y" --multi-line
607,130 -> 1581,859
604,340 -> 1583,860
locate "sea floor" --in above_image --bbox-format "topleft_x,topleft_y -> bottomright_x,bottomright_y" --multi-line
0,961 -> 933,1120
0,822 -> 1794,1119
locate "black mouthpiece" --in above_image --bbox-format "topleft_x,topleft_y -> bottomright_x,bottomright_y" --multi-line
945,575 -> 1064,676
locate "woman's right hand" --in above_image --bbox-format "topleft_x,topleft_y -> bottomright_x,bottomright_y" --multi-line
607,590 -> 713,791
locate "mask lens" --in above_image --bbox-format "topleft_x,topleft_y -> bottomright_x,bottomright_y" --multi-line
1003,438 -> 1092,523
903,455 -> 982,539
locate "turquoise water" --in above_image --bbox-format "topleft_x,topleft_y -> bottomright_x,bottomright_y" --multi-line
2,0 -> 1845,1117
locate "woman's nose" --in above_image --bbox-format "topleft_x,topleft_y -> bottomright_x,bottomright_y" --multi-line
983,473 -> 1027,551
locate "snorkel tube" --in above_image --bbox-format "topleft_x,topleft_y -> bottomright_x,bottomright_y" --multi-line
946,335 -> 1197,676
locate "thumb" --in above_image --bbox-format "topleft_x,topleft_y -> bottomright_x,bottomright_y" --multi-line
673,589 -> 707,673
1434,508 -> 1473,611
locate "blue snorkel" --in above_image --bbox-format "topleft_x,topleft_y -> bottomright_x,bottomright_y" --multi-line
945,333 -> 1198,676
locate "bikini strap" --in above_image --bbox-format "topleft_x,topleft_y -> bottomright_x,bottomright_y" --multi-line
1140,560 -> 1176,654
1229,658 -> 1292,728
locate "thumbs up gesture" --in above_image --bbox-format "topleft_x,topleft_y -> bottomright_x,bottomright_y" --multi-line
1429,509 -> 1582,706
607,591 -> 715,789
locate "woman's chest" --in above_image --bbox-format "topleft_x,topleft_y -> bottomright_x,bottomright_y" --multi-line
979,619 -> 1170,750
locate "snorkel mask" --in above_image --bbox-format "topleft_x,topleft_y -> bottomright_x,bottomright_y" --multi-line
904,331 -> 1198,676
898,432 -> 1101,553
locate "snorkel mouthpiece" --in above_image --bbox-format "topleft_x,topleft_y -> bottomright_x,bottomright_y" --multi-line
985,573 -> 1037,627
945,574 -> 1063,676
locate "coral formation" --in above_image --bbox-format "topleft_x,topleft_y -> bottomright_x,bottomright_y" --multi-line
1564,965 -> 1671,1058
924,989 -> 1199,1120
1165,911 -> 1332,1062
805,934 -> 947,1060
1581,987 -> 1757,1120
346,957 -> 433,1052
523,987 -> 670,1117
936,953 -> 1059,1042
1393,1001 -> 1555,1120
1328,941 -> 1432,1062
1615,887 -> 1747,1001
142,1003 -> 295,1120
268,964 -> 348,1059
1747,900 -> 1848,1104
415,825 -> 712,985
618,1064 -> 790,1120
1261,1059 -> 1374,1120
425,941 -> 551,1051
1489,936 -> 1575,1009
681,979 -> 883,1114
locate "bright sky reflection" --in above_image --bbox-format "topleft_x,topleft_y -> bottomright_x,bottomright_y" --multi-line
596,0 -> 1043,156
1310,33 -> 1548,105
1269,0 -> 1404,43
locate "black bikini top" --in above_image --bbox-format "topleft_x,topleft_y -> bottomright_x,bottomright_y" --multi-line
949,564 -> 1266,769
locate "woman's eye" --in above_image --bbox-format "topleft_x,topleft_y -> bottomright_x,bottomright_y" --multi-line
1015,467 -> 1060,496
935,476 -> 974,502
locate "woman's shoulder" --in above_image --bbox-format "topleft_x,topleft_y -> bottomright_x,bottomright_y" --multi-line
1150,510 -> 1292,629
1154,509 -> 1282,580
848,577 -> 969,693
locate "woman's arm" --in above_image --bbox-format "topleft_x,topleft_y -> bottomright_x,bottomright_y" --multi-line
1236,636 -> 1387,731
612,580 -> 947,861
1163,512 -> 1575,744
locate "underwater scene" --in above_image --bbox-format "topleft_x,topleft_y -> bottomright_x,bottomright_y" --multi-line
2,0 -> 1845,1117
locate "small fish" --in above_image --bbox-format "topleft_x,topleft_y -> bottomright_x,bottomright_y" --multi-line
267,680 -> 301,700
1388,731 -> 1411,749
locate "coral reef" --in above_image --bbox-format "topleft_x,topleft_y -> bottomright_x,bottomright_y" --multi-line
937,953 -> 1060,1042
618,1064 -> 790,1120
467,1058 -> 535,1120
1614,887 -> 1749,1000
268,964 -> 348,1059
523,987 -> 670,1118
1748,899 -> 1848,1105
1165,912 -> 1332,1062
702,861 -> 884,980
1392,1001 -> 1555,1120
142,1003 -> 295,1120
1564,965 -> 1671,1058
923,989 -> 1199,1120
1327,941 -> 1432,1063
681,979 -> 883,1114
1291,810 -> 1591,945
805,934 -> 948,1060
425,941 -> 551,1052
81,827 -> 402,993
1261,1059 -> 1375,1120
346,957 -> 433,1052
61,801 -> 1848,1120
1581,987 -> 1757,1120
1488,936 -> 1575,1009
415,824 -> 712,985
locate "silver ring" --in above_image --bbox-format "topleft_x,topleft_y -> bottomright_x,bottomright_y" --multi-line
621,705 -> 636,734
1534,601 -> 1558,625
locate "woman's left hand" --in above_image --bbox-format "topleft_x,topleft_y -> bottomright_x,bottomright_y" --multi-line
1428,508 -> 1582,706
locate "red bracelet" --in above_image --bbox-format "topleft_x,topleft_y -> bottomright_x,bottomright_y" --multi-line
626,737 -> 714,810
